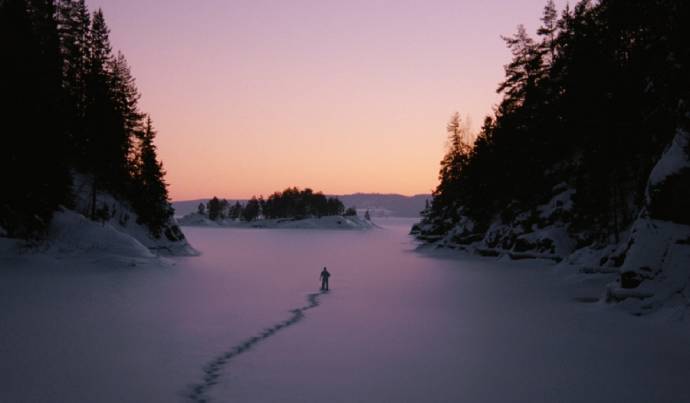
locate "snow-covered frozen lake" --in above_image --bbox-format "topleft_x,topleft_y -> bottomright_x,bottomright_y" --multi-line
2,218 -> 690,403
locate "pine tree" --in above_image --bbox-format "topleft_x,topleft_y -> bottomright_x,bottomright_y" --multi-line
207,197 -> 221,221
219,199 -> 229,219
56,0 -> 90,150
429,112 -> 472,224
87,8 -> 110,74
229,201 -> 243,220
497,25 -> 543,107
82,9 -> 139,217
1,2 -> 180,241
257,196 -> 265,218
537,0 -> 558,64
325,197 -> 344,216
82,8 -> 114,216
417,0 -> 690,247
0,0 -> 71,237
109,51 -> 143,144
242,197 -> 260,221
130,116 -> 172,237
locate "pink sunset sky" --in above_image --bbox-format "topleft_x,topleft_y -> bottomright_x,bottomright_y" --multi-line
87,0 -> 566,200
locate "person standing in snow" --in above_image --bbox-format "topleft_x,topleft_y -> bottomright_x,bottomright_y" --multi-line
320,267 -> 331,291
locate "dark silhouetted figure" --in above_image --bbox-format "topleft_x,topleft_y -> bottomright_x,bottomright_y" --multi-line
320,267 -> 330,291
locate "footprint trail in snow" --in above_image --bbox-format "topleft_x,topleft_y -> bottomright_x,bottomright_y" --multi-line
186,290 -> 329,403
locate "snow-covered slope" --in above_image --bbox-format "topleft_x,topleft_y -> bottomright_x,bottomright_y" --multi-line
68,175 -> 197,256
179,213 -> 375,230
414,184 -> 576,262
603,129 -> 690,314
604,218 -> 690,313
46,209 -> 155,258
0,175 -> 198,260
0,209 -> 164,265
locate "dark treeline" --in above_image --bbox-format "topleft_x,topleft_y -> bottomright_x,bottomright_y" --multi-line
263,188 -> 346,219
420,0 -> 690,245
0,0 -> 177,239
199,188 -> 347,222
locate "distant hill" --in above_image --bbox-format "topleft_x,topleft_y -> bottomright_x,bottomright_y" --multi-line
172,199 -> 218,217
172,193 -> 430,218
334,193 -> 430,218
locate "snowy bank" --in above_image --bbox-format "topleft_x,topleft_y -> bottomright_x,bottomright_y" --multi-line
0,174 -> 198,260
413,184 -> 577,262
178,213 -> 375,230
0,207 -> 198,263
46,209 -> 155,258
69,175 -> 197,256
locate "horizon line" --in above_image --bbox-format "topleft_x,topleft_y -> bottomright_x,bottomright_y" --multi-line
172,191 -> 432,202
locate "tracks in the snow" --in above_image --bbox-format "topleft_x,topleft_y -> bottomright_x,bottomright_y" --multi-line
186,290 -> 329,403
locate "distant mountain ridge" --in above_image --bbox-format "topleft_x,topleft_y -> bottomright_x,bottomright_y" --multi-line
172,193 -> 430,218
335,193 -> 429,217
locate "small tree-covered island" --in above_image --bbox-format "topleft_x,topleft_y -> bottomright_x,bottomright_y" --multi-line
179,187 -> 374,229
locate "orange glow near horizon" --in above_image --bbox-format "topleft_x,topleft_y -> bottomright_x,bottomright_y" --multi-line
88,0 -> 566,200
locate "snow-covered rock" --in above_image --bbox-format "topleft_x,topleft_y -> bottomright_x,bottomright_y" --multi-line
599,128 -> 690,313
647,128 -> 689,193
646,128 -> 690,225
554,130 -> 690,315
426,187 -> 577,261
606,218 -> 690,315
